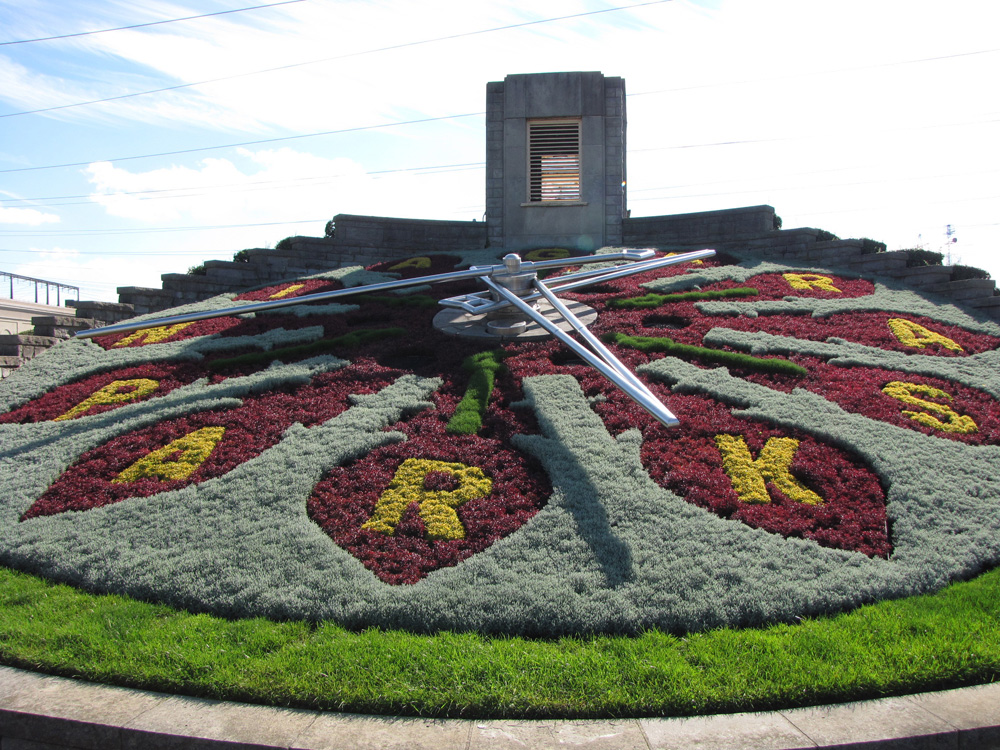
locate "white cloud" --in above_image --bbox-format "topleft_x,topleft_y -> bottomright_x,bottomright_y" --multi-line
86,146 -> 484,226
0,204 -> 60,225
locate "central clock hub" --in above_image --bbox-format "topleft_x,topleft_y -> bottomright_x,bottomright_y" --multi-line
433,253 -> 598,340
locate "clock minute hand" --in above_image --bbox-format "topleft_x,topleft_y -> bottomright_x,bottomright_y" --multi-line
441,248 -> 715,315
73,249 -> 660,339
481,275 -> 681,429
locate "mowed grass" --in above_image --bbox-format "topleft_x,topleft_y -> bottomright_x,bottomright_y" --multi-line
1,564 -> 998,718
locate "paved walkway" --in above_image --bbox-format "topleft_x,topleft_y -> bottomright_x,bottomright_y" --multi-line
1,665 -> 998,749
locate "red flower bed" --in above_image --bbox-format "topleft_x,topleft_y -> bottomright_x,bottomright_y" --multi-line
307,401 -> 551,585
369,254 -> 462,278
93,315 -> 245,350
640,392 -> 891,558
21,362 -> 401,520
0,362 -> 209,424
741,357 -> 1000,446
234,277 -> 342,302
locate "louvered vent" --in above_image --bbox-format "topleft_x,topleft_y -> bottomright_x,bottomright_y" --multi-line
528,120 -> 581,202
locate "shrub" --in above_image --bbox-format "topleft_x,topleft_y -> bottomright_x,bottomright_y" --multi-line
905,249 -> 944,267
275,237 -> 294,252
325,220 -> 336,238
951,265 -> 992,281
187,264 -> 206,276
232,249 -> 252,263
816,229 -> 840,242
860,238 -> 886,254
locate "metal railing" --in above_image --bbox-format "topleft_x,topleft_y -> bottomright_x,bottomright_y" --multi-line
1,271 -> 79,306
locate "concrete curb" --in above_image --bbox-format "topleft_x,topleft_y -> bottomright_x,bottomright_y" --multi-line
2,666 -> 999,749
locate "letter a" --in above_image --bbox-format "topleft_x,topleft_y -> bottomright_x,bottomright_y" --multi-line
887,319 -> 963,352
113,426 -> 226,483
715,435 -> 824,505
388,257 -> 432,271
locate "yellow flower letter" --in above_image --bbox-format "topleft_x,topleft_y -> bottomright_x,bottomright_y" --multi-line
782,273 -> 841,293
715,434 -> 824,505
388,256 -> 432,271
54,379 -> 160,421
112,322 -> 195,347
362,458 -> 493,541
112,426 -> 226,483
882,381 -> 977,434
524,248 -> 569,261
886,318 -> 963,352
268,284 -> 305,299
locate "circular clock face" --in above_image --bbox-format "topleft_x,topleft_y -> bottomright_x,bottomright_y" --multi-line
1,249 -> 999,635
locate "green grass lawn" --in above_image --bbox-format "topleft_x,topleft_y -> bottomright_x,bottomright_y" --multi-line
1,563 -> 998,718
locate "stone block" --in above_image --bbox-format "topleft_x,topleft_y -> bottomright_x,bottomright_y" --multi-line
70,300 -> 135,324
293,713 -> 472,750
641,712 -> 811,750
925,279 -> 997,300
780,695 -> 954,748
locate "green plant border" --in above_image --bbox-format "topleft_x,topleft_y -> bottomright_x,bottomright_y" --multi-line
1,562 -> 997,718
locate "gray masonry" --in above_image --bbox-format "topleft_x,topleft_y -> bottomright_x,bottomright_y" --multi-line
486,72 -> 626,252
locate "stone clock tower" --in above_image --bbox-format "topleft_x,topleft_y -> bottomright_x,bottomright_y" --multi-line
485,71 -> 627,253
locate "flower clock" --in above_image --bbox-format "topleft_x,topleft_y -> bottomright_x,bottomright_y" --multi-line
1,247 -> 999,635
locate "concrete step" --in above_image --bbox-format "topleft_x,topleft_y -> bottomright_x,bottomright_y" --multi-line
69,300 -> 136,324
30,315 -> 98,339
885,264 -> 953,288
924,278 -> 997,301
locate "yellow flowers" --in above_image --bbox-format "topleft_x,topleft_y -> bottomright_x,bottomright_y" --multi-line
54,379 -> 159,421
782,273 -> 841,293
887,318 -> 963,352
112,322 -> 195,347
363,458 -> 492,541
268,284 -> 305,299
882,381 -> 977,434
113,426 -> 226,483
388,256 -> 432,271
715,434 -> 823,505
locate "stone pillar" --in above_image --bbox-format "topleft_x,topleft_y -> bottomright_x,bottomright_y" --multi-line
485,72 -> 627,252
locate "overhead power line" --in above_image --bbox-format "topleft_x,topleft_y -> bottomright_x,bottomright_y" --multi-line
0,0 -> 308,46
0,218 -> 325,238
0,113 -> 486,174
1,162 -> 486,205
0,0 -> 672,119
6,107 -> 995,178
627,47 -> 1000,97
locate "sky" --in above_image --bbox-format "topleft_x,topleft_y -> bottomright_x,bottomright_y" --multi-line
0,0 -> 997,303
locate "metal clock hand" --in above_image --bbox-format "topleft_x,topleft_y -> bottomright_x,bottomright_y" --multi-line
74,248 -> 715,428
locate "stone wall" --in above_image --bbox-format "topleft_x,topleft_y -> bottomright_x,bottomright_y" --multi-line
623,205 -> 778,245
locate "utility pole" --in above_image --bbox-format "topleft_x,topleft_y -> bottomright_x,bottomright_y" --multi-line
945,224 -> 957,265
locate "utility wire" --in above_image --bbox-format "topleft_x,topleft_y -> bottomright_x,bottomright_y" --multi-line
0,0 -> 672,119
627,47 -> 1000,97
0,0 -> 307,46
7,107 -> 993,177
0,112 -> 485,174
0,218 -> 325,237
1,162 -> 486,205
